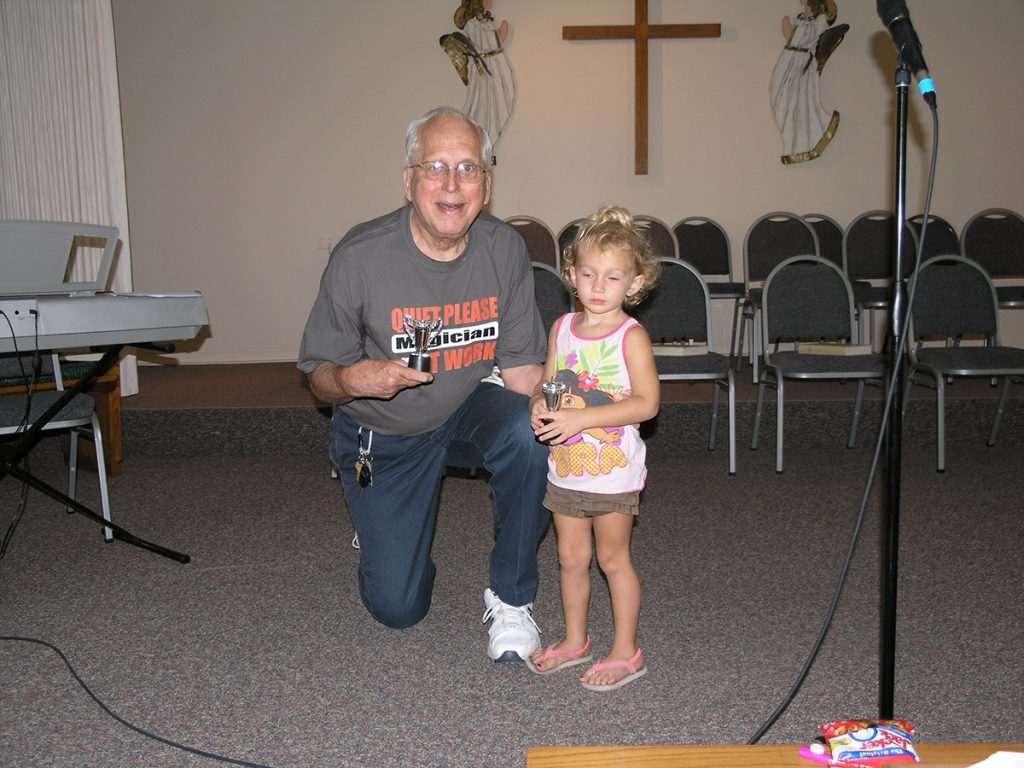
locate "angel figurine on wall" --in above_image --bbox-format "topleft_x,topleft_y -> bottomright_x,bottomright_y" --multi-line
770,0 -> 849,164
440,0 -> 517,165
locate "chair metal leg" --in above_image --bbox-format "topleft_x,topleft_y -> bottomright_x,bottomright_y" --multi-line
751,310 -> 761,384
751,377 -> 767,450
775,376 -> 785,474
727,369 -> 736,476
709,383 -> 721,451
709,372 -> 738,476
855,304 -> 884,351
736,302 -> 749,371
67,428 -> 79,516
901,366 -> 916,419
934,372 -> 946,473
736,301 -> 762,382
729,299 -> 743,360
869,308 -> 880,352
848,380 -> 866,448
90,415 -> 113,542
988,376 -> 1012,447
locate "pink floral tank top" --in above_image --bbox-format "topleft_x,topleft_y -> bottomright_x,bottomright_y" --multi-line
546,312 -> 647,494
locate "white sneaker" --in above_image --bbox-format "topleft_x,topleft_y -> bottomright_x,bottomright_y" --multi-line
482,588 -> 540,662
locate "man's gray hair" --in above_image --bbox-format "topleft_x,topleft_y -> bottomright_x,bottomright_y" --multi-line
405,106 -> 492,166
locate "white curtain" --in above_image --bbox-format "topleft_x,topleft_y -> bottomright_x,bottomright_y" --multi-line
0,0 -> 137,394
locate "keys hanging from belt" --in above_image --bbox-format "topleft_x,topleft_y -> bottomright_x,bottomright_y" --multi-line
355,427 -> 373,489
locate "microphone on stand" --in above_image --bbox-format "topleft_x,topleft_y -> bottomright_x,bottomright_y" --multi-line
876,0 -> 937,107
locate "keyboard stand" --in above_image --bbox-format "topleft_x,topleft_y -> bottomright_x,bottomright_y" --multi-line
0,344 -> 190,564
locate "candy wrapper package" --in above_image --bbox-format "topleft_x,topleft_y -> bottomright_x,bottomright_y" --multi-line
818,719 -> 919,765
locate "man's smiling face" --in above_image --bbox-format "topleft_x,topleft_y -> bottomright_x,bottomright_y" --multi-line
403,115 -> 491,260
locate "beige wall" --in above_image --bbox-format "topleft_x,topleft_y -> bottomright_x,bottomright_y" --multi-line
111,0 -> 1024,363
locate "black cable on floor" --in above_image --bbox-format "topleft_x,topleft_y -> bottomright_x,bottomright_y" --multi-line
0,635 -> 279,768
1,318 -> 276,764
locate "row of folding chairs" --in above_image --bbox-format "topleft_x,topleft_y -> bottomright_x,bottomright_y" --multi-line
528,208 -> 1024,476
739,208 -> 1024,368
509,209 -> 1024,380
749,250 -> 1024,474
532,251 -> 1024,477
508,210 -> 893,384
690,209 -> 1022,473
510,207 -> 1023,296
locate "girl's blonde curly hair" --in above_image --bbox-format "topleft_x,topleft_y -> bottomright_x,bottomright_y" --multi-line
561,206 -> 661,307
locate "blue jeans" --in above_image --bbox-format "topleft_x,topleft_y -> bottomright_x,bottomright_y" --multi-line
330,382 -> 551,629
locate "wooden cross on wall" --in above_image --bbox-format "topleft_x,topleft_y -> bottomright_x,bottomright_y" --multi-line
563,0 -> 721,175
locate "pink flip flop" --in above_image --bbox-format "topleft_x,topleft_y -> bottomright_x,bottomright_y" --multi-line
526,637 -> 593,675
580,648 -> 647,691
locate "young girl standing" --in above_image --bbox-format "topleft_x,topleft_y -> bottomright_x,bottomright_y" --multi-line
527,206 -> 660,690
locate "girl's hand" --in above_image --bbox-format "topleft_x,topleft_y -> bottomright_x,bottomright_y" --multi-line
533,408 -> 581,446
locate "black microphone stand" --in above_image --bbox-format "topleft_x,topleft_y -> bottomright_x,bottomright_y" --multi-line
880,58 -> 912,720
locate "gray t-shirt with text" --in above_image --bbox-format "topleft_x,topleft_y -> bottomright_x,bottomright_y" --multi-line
298,205 -> 546,435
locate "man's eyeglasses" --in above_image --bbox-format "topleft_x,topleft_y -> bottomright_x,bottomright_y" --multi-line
407,160 -> 488,183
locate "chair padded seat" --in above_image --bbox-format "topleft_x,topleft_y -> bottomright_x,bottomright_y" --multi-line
0,360 -> 101,389
766,350 -> 886,377
916,345 -> 1024,374
0,391 -> 95,428
653,352 -> 732,377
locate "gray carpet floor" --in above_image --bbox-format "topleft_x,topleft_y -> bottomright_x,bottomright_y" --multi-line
1,400 -> 1023,767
